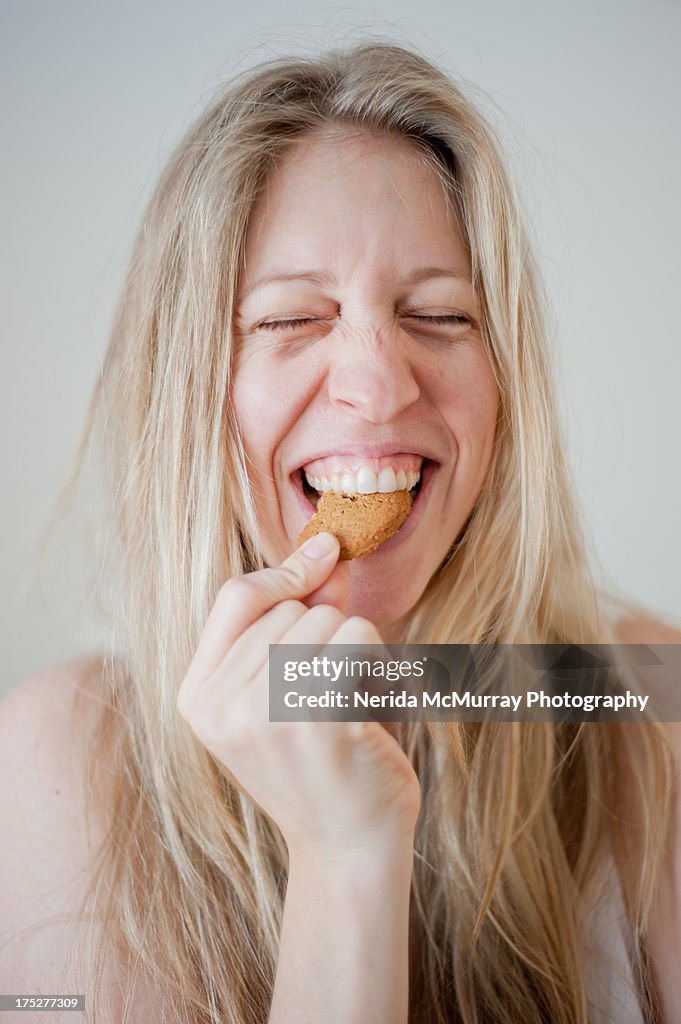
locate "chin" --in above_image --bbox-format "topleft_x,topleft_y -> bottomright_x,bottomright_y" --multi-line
345,558 -> 428,634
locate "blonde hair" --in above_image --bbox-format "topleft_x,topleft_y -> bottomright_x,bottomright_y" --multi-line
56,41 -> 672,1022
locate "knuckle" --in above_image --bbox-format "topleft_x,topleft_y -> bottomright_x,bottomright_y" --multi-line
306,603 -> 346,630
217,576 -> 258,607
220,577 -> 258,598
277,599 -> 306,618
176,686 -> 191,719
346,719 -> 376,742
213,704 -> 242,746
345,615 -> 381,640
273,562 -> 309,593
200,701 -> 251,753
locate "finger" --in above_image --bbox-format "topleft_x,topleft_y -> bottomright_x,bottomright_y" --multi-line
179,599 -> 310,726
328,614 -> 384,646
315,615 -> 388,711
181,533 -> 340,692
276,601 -> 348,648
252,602 -> 348,718
218,599 -> 308,684
304,559 -> 351,613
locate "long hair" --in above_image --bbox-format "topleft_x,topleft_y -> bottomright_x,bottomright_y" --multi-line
55,41 -> 672,1022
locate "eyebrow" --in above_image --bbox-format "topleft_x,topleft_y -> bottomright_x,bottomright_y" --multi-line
242,266 -> 472,298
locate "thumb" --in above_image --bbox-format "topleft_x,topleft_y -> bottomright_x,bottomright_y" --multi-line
255,531 -> 341,606
305,559 -> 351,614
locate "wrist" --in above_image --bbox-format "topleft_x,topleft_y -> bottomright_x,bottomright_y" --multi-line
287,832 -> 415,882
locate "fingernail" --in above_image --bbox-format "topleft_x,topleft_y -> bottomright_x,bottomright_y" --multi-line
300,532 -> 337,560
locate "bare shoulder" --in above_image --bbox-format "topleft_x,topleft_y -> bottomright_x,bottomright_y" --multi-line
0,650 -> 110,870
613,611 -> 681,646
0,651 -> 111,821
614,611 -> 681,748
0,654 -> 114,1004
0,656 -> 171,1021
0,652 -> 110,766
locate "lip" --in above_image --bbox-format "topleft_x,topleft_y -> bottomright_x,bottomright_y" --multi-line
290,457 -> 438,547
288,442 -> 442,479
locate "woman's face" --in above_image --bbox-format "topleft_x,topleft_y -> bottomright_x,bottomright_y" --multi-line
233,130 -> 499,630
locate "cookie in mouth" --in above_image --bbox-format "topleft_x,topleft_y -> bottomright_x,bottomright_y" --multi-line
297,489 -> 413,560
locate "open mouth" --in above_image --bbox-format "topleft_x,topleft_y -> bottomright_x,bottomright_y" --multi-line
294,460 -> 428,512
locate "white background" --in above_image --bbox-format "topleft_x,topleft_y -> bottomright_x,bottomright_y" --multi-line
2,0 -> 679,696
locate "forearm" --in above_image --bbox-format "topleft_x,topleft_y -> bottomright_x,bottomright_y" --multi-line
268,842 -> 414,1024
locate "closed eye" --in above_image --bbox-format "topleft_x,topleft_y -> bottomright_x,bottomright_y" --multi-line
257,317 -> 328,331
256,314 -> 471,331
408,314 -> 470,326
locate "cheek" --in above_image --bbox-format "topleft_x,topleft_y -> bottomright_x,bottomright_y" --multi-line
232,355 -> 290,460
433,352 -> 500,446
232,347 -> 324,473
474,369 -> 501,445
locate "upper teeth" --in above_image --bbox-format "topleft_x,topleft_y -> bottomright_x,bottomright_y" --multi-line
304,466 -> 421,494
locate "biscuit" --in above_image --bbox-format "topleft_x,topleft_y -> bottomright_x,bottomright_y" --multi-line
297,490 -> 413,560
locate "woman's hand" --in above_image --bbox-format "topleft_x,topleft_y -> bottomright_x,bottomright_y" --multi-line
176,532 -> 421,859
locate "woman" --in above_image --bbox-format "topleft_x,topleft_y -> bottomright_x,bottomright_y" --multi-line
1,41 -> 680,1023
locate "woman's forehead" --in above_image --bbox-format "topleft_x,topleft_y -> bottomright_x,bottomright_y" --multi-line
242,130 -> 469,290
251,128 -> 454,220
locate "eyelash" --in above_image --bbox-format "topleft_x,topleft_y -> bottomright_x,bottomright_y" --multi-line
257,314 -> 470,331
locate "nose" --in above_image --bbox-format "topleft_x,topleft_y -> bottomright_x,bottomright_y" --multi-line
326,322 -> 421,424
